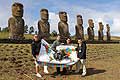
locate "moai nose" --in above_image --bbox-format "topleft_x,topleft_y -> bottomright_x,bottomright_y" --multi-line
17,6 -> 21,11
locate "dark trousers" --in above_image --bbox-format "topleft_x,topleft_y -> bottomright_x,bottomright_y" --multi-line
56,67 -> 67,73
63,67 -> 67,72
56,67 -> 60,73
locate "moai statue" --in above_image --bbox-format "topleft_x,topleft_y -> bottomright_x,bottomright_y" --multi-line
38,9 -> 50,38
75,15 -> 84,40
58,11 -> 70,40
106,24 -> 111,41
87,19 -> 94,41
98,22 -> 104,41
8,2 -> 25,39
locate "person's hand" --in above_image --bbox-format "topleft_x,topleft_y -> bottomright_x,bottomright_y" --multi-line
35,54 -> 39,61
61,43 -> 64,45
76,51 -> 78,54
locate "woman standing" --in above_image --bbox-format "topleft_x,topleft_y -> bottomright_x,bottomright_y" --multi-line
75,38 -> 87,76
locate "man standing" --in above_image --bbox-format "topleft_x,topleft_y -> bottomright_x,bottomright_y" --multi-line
51,35 -> 61,76
31,35 -> 42,77
31,35 -> 49,78
51,35 -> 61,51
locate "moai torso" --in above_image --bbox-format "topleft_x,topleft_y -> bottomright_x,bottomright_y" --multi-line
98,22 -> 104,41
87,19 -> 94,41
8,3 -> 24,39
75,15 -> 84,40
38,9 -> 50,38
58,12 -> 70,40
106,24 -> 111,41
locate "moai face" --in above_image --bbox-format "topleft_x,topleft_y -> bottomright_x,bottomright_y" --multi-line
99,22 -> 104,30
77,15 -> 83,25
88,19 -> 94,28
106,24 -> 110,32
59,11 -> 68,22
40,9 -> 49,21
12,3 -> 23,17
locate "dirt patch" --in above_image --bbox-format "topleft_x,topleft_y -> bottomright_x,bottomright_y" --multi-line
0,44 -> 120,80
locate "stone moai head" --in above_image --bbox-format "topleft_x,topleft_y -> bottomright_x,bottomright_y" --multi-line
88,19 -> 94,28
106,24 -> 110,32
40,9 -> 49,21
99,22 -> 104,30
77,15 -> 83,25
12,2 -> 23,18
59,11 -> 68,23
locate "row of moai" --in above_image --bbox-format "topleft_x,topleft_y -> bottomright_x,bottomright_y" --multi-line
8,2 -> 111,41
87,19 -> 111,41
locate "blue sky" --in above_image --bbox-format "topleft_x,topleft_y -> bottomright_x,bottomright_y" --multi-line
0,0 -> 120,36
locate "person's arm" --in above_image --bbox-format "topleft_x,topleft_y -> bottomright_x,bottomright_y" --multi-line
38,41 -> 41,54
76,48 -> 79,54
31,42 -> 37,59
51,41 -> 57,51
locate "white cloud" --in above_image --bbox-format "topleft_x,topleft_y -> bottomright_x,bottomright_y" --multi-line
0,2 -> 11,28
112,18 -> 120,35
49,12 -> 59,33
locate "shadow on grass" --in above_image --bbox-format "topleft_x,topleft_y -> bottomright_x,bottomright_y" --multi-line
72,68 -> 106,76
85,68 -> 106,76
51,68 -> 106,77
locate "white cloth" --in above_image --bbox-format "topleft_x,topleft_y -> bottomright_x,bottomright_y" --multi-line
39,42 -> 47,55
38,39 -> 51,62
38,54 -> 50,62
69,51 -> 78,62
38,39 -> 79,66
56,45 -> 75,50
56,45 -> 78,62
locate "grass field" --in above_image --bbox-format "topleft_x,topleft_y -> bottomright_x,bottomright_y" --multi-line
0,32 -> 34,39
0,32 -> 120,40
0,44 -> 120,80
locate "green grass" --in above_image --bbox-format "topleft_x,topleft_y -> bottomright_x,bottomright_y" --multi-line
0,32 -> 120,40
0,32 -> 34,39
0,32 -> 9,39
